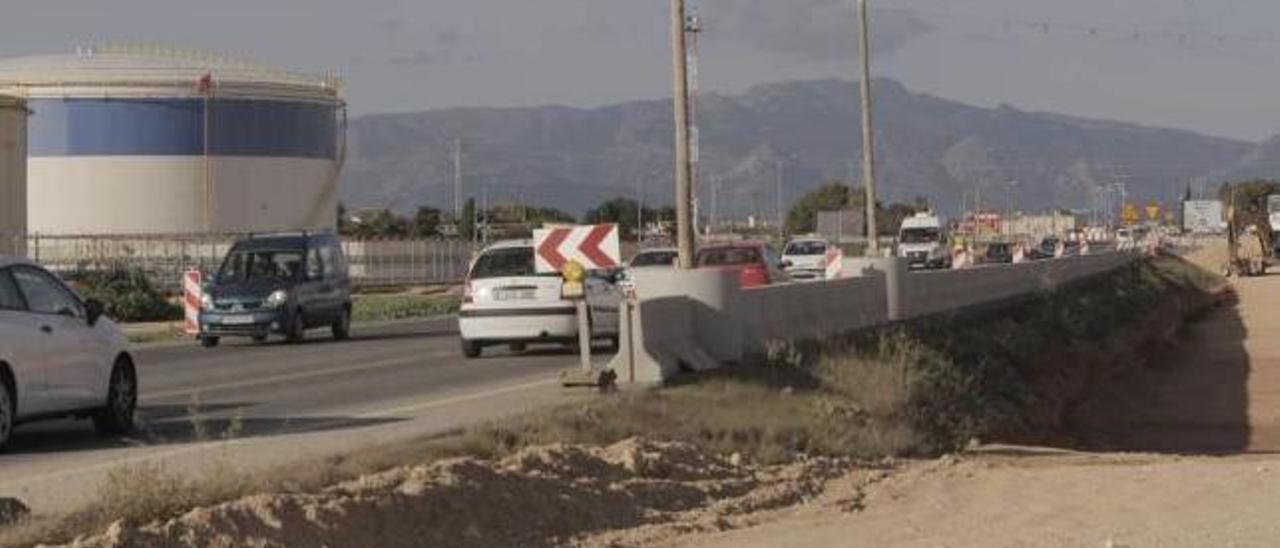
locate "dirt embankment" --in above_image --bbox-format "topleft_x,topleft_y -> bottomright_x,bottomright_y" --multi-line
1019,270 -> 1226,447
43,439 -> 854,548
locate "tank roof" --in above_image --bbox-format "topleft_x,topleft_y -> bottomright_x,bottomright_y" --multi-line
0,47 -> 342,103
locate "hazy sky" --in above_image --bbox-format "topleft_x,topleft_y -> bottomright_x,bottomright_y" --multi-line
3,0 -> 1279,141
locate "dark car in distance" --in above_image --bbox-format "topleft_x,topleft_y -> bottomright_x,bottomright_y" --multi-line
982,242 -> 1015,264
198,232 -> 352,347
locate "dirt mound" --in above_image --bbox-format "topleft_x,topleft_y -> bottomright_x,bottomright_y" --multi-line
46,439 -> 850,548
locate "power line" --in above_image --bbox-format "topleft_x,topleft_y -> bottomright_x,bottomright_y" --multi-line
880,4 -> 1280,50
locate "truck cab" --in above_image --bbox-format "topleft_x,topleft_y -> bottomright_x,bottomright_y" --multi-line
897,213 -> 951,270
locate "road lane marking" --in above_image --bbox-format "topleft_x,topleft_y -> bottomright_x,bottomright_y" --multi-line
143,354 -> 437,401
356,377 -> 561,419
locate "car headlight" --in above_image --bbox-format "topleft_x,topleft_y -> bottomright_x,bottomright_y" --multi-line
265,290 -> 289,309
200,293 -> 214,311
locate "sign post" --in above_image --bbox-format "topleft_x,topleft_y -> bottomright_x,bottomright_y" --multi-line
536,225 -> 622,389
561,260 -> 592,375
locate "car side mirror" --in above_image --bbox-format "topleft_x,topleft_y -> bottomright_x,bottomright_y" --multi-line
84,298 -> 105,326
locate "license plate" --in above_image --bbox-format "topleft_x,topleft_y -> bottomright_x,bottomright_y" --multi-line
222,315 -> 256,325
494,289 -> 536,301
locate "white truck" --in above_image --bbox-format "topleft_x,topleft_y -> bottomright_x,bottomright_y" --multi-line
898,212 -> 951,270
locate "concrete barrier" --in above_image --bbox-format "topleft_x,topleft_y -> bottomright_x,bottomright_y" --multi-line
609,252 -> 1139,385
609,269 -> 738,384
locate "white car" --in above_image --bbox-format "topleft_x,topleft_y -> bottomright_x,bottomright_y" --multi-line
458,241 -> 620,358
781,238 -> 830,281
0,258 -> 137,450
615,247 -> 678,291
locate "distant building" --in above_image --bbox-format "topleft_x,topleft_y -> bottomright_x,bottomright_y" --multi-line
816,209 -> 865,241
1001,213 -> 1077,240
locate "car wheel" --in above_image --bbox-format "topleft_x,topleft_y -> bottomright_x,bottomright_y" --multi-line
0,377 -> 13,451
93,358 -> 137,436
461,339 -> 482,359
252,335 -> 268,343
508,342 -> 527,353
332,306 -> 351,341
286,310 -> 306,344
200,336 -> 220,348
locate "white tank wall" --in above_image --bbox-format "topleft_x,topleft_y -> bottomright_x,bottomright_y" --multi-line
0,99 -> 26,252
28,156 -> 337,234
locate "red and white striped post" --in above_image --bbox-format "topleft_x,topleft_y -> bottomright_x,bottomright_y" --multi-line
183,269 -> 202,336
824,247 -> 844,280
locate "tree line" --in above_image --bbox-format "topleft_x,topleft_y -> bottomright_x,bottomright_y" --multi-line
337,180 -> 924,241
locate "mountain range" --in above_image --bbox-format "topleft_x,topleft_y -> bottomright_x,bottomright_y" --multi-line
340,78 -> 1277,218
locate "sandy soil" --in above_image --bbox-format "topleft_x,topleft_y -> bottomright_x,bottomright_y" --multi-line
42,439 -> 856,548
670,264 -> 1280,548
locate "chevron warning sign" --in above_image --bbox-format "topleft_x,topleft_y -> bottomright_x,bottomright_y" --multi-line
534,224 -> 622,273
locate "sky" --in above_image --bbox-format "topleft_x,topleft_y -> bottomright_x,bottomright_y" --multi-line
2,0 -> 1280,141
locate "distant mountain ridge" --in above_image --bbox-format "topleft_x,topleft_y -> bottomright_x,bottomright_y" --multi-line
341,78 -> 1268,218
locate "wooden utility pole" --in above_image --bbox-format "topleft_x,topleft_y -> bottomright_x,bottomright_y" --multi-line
453,138 -> 464,220
858,0 -> 880,255
670,0 -> 696,268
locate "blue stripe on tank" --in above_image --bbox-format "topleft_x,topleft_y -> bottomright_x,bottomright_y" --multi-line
27,98 -> 337,159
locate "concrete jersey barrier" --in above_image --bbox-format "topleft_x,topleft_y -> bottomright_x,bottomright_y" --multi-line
608,252 -> 1140,385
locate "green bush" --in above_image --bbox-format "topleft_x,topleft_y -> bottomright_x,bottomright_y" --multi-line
75,269 -> 182,323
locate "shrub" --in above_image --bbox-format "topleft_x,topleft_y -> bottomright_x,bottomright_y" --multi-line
75,269 -> 182,323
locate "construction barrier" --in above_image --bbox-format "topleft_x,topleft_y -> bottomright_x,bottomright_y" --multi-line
183,269 -> 202,336
608,251 -> 1141,385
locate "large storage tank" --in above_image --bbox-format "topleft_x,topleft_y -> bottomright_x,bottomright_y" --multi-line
0,46 -> 344,235
0,94 -> 26,254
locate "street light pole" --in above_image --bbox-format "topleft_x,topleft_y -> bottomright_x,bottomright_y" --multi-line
776,159 -> 784,238
857,0 -> 880,255
670,0 -> 696,269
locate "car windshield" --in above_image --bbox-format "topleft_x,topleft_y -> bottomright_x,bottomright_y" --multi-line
630,251 -> 678,267
900,228 -> 940,244
784,241 -> 827,256
470,247 -> 557,279
696,247 -> 761,267
218,249 -> 304,282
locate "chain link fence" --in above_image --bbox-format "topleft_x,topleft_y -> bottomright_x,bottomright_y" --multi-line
0,232 -> 475,293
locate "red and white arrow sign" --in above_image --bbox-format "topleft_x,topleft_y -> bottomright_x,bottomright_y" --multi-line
534,224 -> 621,273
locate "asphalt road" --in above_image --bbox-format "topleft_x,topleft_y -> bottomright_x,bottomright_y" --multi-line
0,316 -> 604,513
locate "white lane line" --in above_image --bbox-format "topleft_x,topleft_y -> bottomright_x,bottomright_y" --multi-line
143,354 -> 431,401
356,377 -> 561,419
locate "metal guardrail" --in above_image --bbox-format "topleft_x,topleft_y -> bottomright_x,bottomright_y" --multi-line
0,232 -> 475,293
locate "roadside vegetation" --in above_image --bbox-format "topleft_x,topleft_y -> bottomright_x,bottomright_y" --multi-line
73,268 -> 182,323
350,292 -> 460,323
0,256 -> 1222,547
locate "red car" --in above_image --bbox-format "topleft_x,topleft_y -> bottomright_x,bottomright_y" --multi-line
695,243 -> 790,288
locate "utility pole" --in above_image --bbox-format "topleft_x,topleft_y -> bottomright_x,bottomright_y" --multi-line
775,159 -> 784,236
686,12 -> 703,209
452,137 -> 464,220
709,175 -> 719,237
636,176 -> 644,243
670,0 -> 696,268
857,0 -> 880,255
